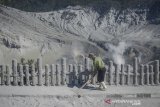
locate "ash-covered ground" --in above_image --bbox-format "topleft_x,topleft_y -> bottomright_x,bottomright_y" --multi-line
0,4 -> 160,65
0,1 -> 160,107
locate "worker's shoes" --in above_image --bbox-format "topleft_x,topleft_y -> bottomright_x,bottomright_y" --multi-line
98,82 -> 107,91
101,82 -> 107,89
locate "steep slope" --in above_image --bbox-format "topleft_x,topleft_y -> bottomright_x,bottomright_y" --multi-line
0,4 -> 160,65
35,6 -> 160,63
35,6 -> 148,41
0,5 -> 106,64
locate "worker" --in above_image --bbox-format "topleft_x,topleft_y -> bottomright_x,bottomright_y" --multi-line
88,53 -> 107,91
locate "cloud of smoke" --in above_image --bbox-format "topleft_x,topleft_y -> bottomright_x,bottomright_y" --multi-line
71,42 -> 85,64
106,41 -> 128,65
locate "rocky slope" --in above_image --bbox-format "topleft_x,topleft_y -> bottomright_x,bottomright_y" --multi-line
0,4 -> 159,65
0,5 -> 106,65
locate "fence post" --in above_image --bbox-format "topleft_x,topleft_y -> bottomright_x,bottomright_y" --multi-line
149,65 -> 154,85
31,64 -> 36,86
145,65 -> 150,85
133,57 -> 138,85
0,65 -> 5,85
45,64 -> 49,86
19,64 -> 24,86
73,64 -> 78,85
56,64 -> 60,86
115,64 -> 120,85
51,64 -> 55,86
155,60 -> 159,85
69,64 -> 73,85
109,61 -> 113,85
91,65 -> 96,85
12,59 -> 18,86
61,58 -> 66,85
84,57 -> 90,81
121,64 -> 125,85
24,64 -> 30,86
127,64 -> 131,85
140,64 -> 144,85
37,58 -> 42,86
78,64 -> 83,85
6,65 -> 11,86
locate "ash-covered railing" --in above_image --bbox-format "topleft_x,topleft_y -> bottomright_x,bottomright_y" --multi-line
0,57 -> 159,86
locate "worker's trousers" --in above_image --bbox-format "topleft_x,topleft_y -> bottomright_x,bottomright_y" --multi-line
97,67 -> 106,82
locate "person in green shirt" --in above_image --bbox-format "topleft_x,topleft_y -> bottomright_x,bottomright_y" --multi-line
88,53 -> 107,91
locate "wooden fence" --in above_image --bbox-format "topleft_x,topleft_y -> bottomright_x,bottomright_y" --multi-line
0,57 -> 159,86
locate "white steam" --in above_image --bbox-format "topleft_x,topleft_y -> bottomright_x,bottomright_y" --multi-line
106,42 -> 128,65
71,42 -> 85,64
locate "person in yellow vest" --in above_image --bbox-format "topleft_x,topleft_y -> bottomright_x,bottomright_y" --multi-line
88,53 -> 107,91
